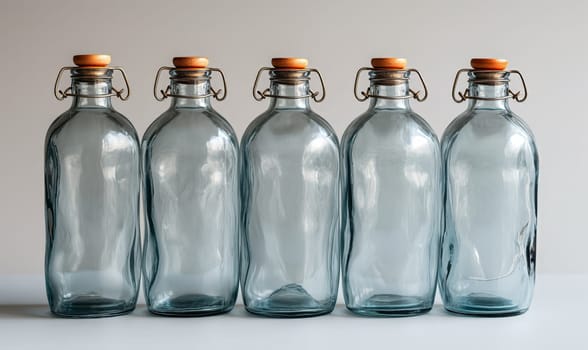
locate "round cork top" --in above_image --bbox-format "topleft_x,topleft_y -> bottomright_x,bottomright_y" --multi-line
271,58 -> 308,69
371,58 -> 407,70
173,56 -> 209,69
73,54 -> 111,67
471,58 -> 508,70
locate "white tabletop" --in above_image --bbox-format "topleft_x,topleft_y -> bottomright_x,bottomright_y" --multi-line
0,274 -> 586,350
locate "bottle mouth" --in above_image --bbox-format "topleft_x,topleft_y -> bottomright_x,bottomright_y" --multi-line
169,68 -> 212,84
467,70 -> 510,85
269,69 -> 311,85
368,70 -> 410,85
70,67 -> 113,81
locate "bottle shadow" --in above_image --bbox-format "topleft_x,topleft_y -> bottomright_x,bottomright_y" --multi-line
0,305 -> 53,319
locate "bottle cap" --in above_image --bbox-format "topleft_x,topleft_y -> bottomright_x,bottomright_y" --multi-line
73,54 -> 111,67
271,57 -> 308,69
371,58 -> 407,69
470,58 -> 508,70
173,56 -> 209,69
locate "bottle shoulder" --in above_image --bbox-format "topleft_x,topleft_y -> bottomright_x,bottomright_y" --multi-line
343,108 -> 439,150
45,110 -> 73,145
110,109 -> 140,141
242,108 -> 338,150
143,107 -> 238,149
46,107 -> 139,147
442,109 -> 538,158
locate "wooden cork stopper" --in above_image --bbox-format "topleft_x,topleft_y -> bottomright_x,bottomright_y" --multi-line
73,54 -> 111,67
371,58 -> 407,70
173,56 -> 209,69
271,58 -> 308,69
470,58 -> 508,70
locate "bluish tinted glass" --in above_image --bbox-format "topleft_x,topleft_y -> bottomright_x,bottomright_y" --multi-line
240,70 -> 340,317
45,69 -> 141,317
439,71 -> 538,316
342,71 -> 442,316
142,70 -> 239,316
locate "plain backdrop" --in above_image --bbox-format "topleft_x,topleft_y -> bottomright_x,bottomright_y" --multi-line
0,0 -> 586,275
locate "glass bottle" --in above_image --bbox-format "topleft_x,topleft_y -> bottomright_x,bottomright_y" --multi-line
241,58 -> 340,317
439,58 -> 538,316
142,57 -> 239,316
45,54 -> 140,317
341,58 -> 442,316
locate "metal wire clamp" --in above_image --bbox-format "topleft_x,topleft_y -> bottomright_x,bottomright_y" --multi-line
252,67 -> 326,102
452,69 -> 528,103
54,66 -> 130,101
353,68 -> 428,102
153,67 -> 227,102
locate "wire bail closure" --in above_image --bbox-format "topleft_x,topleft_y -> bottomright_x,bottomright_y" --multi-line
354,68 -> 428,102
451,69 -> 528,103
153,67 -> 227,102
252,67 -> 326,102
54,66 -> 130,101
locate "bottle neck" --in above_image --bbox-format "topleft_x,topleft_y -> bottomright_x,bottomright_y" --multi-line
466,82 -> 510,110
268,81 -> 310,110
368,82 -> 411,110
70,79 -> 112,109
465,70 -> 511,110
170,80 -> 211,109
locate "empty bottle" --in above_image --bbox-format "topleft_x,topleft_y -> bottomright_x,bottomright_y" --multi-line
142,57 -> 239,316
439,58 -> 538,316
241,58 -> 340,317
342,58 -> 442,316
45,54 -> 140,317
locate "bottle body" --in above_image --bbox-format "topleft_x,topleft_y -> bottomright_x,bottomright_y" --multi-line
45,75 -> 141,317
241,75 -> 340,317
439,77 -> 538,316
142,82 -> 239,315
342,81 -> 442,316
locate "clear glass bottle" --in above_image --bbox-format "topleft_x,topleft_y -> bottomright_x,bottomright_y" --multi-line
241,58 -> 340,317
341,58 -> 442,316
439,58 -> 538,316
45,54 -> 140,317
142,57 -> 239,316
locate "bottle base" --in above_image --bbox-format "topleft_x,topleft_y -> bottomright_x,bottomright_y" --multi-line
245,306 -> 334,318
346,294 -> 432,317
444,295 -> 529,317
245,283 -> 335,318
148,294 -> 235,317
50,296 -> 136,318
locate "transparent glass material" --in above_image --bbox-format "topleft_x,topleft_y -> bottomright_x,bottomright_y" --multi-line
342,72 -> 442,316
241,70 -> 341,317
44,70 -> 141,317
142,71 -> 239,316
439,71 -> 538,316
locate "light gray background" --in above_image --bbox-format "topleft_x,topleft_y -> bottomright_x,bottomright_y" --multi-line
0,0 -> 585,274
